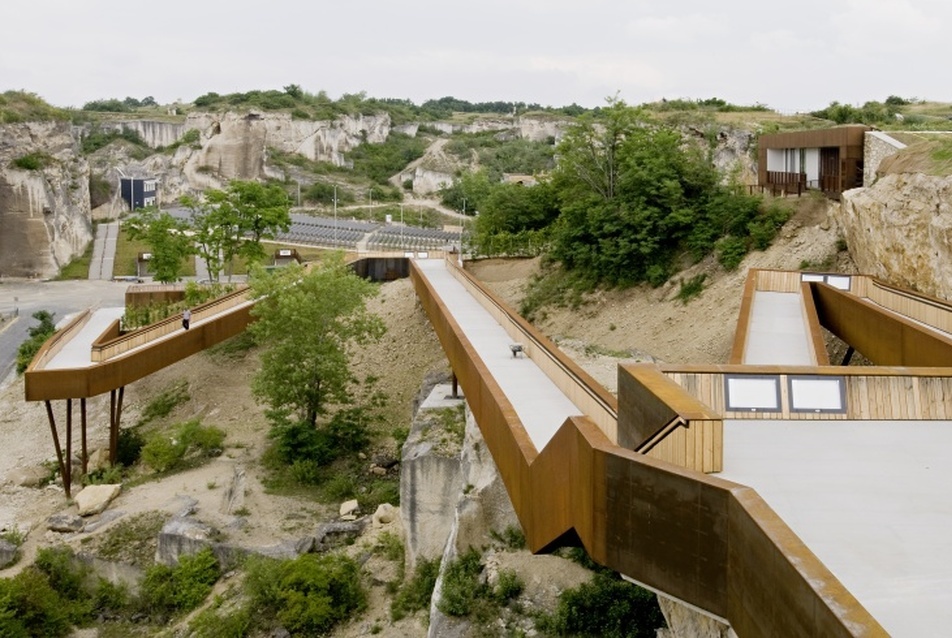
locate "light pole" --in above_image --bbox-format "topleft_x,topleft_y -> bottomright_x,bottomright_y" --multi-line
333,185 -> 338,244
400,203 -> 404,248
367,187 -> 373,221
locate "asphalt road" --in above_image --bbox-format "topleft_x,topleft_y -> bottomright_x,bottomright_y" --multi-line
0,279 -> 128,386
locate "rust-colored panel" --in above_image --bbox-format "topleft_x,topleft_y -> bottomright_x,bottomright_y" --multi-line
812,282 -> 952,366
410,260 -> 879,635
727,489 -> 889,638
800,281 -> 830,365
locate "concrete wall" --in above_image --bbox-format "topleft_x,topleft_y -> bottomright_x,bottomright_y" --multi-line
863,131 -> 906,186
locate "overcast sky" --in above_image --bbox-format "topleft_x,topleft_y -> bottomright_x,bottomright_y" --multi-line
1,0 -> 948,113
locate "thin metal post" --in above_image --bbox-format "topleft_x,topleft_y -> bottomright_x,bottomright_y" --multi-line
81,398 -> 88,476
45,401 -> 68,497
65,399 -> 72,494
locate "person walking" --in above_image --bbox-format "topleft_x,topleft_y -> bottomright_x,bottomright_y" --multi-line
182,308 -> 191,331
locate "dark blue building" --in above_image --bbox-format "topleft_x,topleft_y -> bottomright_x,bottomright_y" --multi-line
120,177 -> 158,211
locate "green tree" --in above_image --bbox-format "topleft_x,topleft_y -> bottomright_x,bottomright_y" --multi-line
125,208 -> 193,283
182,180 -> 291,281
248,256 -> 386,427
16,310 -> 56,374
547,99 -> 765,287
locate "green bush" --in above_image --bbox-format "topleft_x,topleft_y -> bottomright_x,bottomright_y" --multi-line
0,567 -> 73,637
141,419 -> 224,473
245,553 -> 366,635
493,568 -> 524,602
12,152 -> 52,171
548,572 -> 665,638
391,557 -> 440,621
676,274 -> 707,304
116,427 -> 145,467
189,606 -> 252,638
437,548 -> 484,617
715,235 -> 749,270
140,548 -> 220,617
15,310 -> 56,374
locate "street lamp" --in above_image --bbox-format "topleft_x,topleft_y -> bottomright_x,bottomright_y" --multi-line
333,185 -> 338,244
400,203 -> 404,248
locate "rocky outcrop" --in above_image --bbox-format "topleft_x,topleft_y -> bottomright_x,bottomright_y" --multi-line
839,173 -> 952,297
400,383 -> 465,570
0,121 -> 92,278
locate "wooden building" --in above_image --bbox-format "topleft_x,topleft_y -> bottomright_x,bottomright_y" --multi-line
757,125 -> 869,198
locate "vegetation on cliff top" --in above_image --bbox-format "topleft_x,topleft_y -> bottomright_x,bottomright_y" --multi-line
0,90 -> 70,123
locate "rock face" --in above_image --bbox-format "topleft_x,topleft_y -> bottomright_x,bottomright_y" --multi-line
400,383 -> 465,570
0,121 -> 92,278
839,173 -> 952,297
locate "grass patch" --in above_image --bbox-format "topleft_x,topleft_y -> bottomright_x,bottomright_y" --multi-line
84,511 -> 167,567
136,379 -> 190,427
55,240 -> 95,280
437,547 -> 524,621
676,274 -> 707,304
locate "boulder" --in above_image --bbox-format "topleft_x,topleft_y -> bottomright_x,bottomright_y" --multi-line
155,518 -> 217,566
75,484 -> 121,516
0,539 -> 18,568
373,503 -> 397,527
339,499 -> 359,518
6,465 -> 51,488
48,513 -> 85,533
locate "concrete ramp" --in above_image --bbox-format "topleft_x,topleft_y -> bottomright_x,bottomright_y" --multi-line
743,291 -> 815,365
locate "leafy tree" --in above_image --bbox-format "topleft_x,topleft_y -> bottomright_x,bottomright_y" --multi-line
16,310 -> 57,374
547,99 -> 769,287
182,180 -> 291,281
248,256 -> 386,427
125,208 -> 193,283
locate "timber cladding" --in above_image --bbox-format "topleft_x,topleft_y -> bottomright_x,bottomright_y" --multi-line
409,260 -> 884,636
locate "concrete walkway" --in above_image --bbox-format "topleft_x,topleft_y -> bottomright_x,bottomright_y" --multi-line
87,222 -> 119,280
743,291 -> 814,365
414,259 -> 583,451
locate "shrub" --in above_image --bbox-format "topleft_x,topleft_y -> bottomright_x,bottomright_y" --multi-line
140,548 -> 220,617
15,310 -> 56,374
116,427 -> 145,467
715,235 -> 749,270
676,274 -> 707,304
437,548 -> 484,617
189,606 -> 252,638
12,152 -> 52,171
0,567 -> 73,637
391,557 -> 440,621
245,553 -> 366,635
493,568 -> 524,603
549,572 -> 665,638
34,547 -> 87,603
141,419 -> 224,473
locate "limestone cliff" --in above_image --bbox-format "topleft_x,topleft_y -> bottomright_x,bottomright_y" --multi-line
839,173 -> 952,297
0,121 -> 91,278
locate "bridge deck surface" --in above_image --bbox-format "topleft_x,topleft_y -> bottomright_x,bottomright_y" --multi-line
720,418 -> 952,637
45,307 -> 125,370
743,290 -> 814,365
415,259 -> 584,451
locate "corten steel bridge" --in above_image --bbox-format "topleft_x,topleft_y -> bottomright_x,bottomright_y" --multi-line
24,256 -> 952,636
